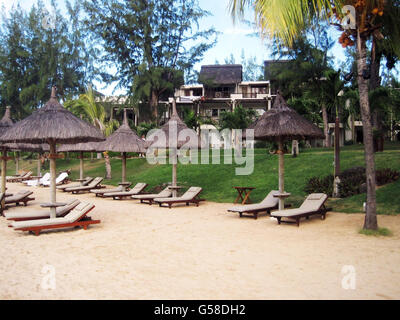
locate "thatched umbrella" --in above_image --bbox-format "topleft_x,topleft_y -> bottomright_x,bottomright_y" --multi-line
0,106 -> 14,209
58,142 -> 101,181
250,92 -> 324,210
147,99 -> 201,196
1,87 -> 105,218
99,108 -> 145,183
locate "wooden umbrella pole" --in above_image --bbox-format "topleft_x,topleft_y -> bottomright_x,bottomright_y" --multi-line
1,149 -> 7,211
49,141 -> 57,218
278,139 -> 285,210
80,151 -> 84,180
172,150 -> 177,197
37,153 -> 41,177
122,152 -> 127,183
15,151 -> 19,175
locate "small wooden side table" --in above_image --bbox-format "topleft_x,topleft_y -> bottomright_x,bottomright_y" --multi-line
168,185 -> 183,197
233,187 -> 255,205
76,178 -> 88,185
273,192 -> 291,210
118,182 -> 132,191
40,202 -> 67,208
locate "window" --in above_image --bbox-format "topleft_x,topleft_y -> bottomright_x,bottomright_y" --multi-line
212,109 -> 219,117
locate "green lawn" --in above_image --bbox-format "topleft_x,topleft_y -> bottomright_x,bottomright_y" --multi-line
7,143 -> 400,215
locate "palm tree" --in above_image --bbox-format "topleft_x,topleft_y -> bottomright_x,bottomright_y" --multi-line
65,86 -> 119,179
230,0 -> 388,230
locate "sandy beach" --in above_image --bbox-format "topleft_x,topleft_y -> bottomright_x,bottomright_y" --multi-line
0,183 -> 399,300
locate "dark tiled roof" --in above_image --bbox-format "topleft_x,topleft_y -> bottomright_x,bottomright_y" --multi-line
199,64 -> 243,85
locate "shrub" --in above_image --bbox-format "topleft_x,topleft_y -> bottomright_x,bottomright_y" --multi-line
304,174 -> 334,196
305,167 -> 399,198
338,167 -> 366,197
376,168 -> 400,186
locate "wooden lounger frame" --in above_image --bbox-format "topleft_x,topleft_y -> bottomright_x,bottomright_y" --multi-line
14,206 -> 100,236
157,191 -> 205,209
274,205 -> 332,227
7,173 -> 32,183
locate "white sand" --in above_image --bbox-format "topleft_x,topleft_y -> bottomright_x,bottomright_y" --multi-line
0,183 -> 399,300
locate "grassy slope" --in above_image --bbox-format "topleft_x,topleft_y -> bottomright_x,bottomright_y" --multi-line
7,143 -> 400,215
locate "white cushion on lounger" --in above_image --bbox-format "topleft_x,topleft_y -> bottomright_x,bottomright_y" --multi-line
272,194 -> 328,217
12,217 -> 69,229
132,187 -> 172,199
228,190 -> 279,213
155,187 -> 202,202
11,202 -> 93,228
5,200 -> 80,220
103,183 -> 146,197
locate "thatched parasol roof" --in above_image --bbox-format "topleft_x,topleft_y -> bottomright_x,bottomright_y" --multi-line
99,109 -> 146,153
4,143 -> 49,153
250,92 -> 324,141
0,106 -> 14,146
147,100 -> 202,149
58,141 -> 103,153
0,87 -> 105,144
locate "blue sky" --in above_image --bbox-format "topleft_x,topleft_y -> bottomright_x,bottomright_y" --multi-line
1,0 -> 350,95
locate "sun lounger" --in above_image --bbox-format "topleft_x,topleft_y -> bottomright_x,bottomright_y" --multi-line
227,190 -> 281,219
270,193 -> 330,227
64,177 -> 104,194
90,184 -> 128,197
42,172 -> 69,187
7,171 -> 33,183
4,190 -> 35,208
57,177 -> 94,191
11,202 -> 100,236
24,172 -> 50,187
102,183 -> 148,200
6,171 -> 27,181
131,187 -> 172,205
5,199 -> 81,221
154,187 -> 204,208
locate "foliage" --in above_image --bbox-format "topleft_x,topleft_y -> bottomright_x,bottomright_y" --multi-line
219,104 -> 257,130
137,122 -> 158,138
65,86 -> 119,137
82,0 -> 218,120
304,174 -> 334,196
305,166 -> 399,198
0,1 -> 96,118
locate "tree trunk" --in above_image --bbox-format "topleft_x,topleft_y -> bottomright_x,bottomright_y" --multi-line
322,104 -> 330,147
357,31 -> 378,230
104,152 -> 112,179
150,90 -> 159,124
1,149 -> 7,212
334,117 -> 341,177
370,36 -> 384,152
